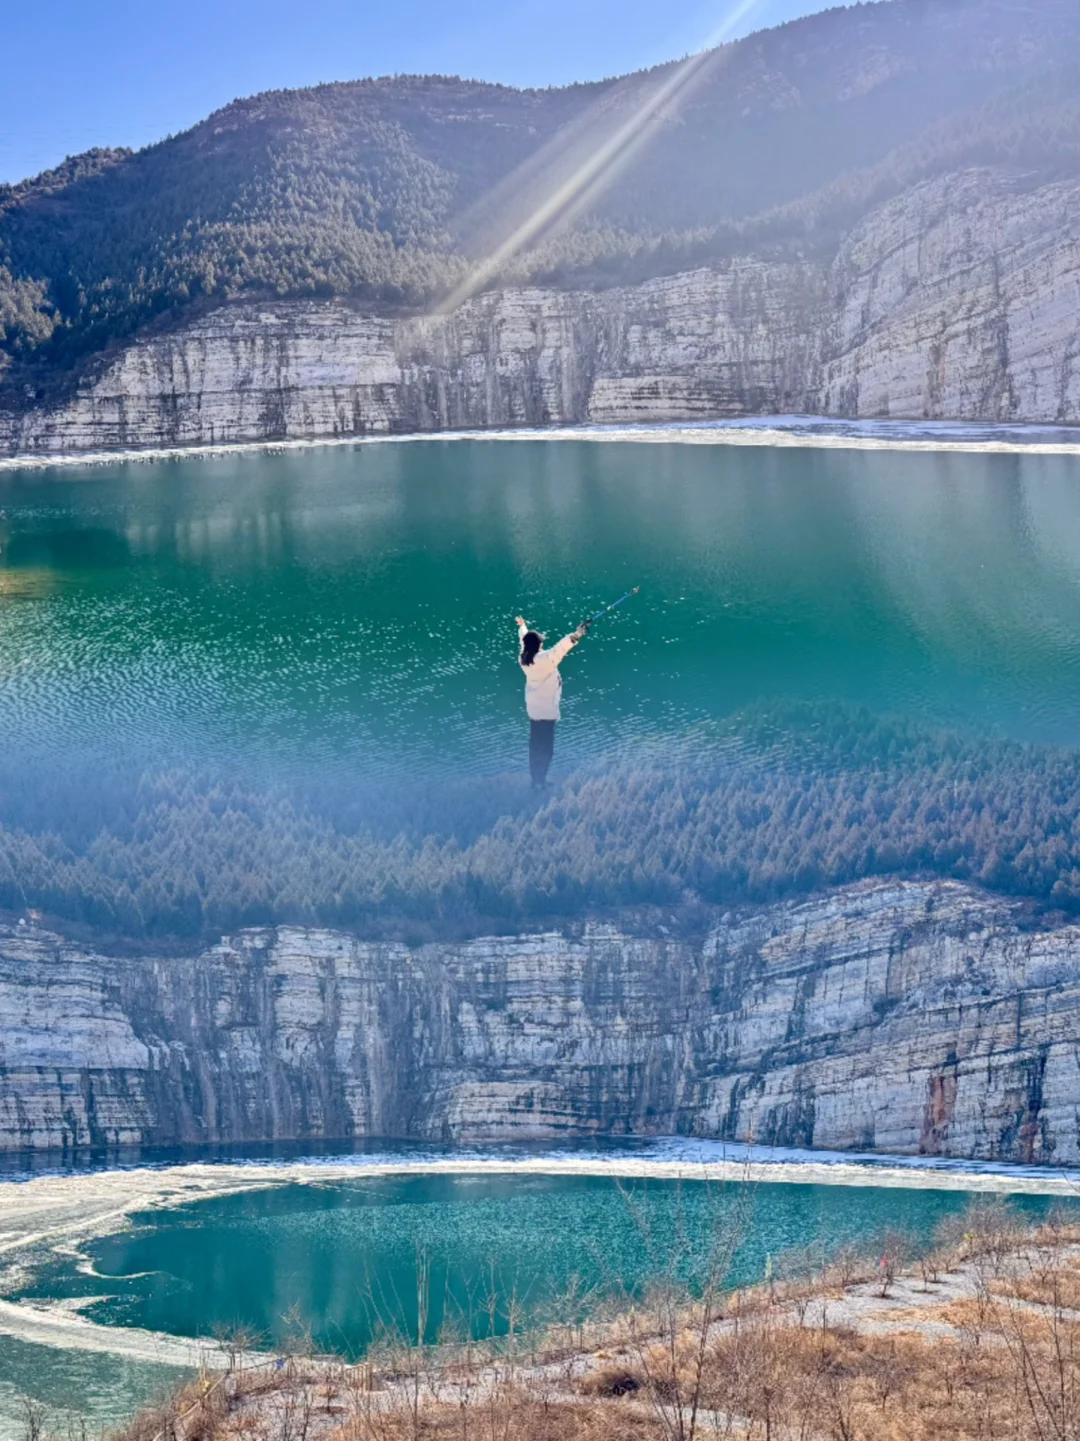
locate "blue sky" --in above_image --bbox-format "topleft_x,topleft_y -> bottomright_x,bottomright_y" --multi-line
5,0 -> 862,185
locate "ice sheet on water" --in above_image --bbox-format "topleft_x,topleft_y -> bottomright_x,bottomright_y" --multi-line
7,414 -> 1080,473
6,1134 -> 1079,1189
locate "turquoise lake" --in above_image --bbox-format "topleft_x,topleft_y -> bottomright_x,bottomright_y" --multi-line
21,1173 -> 986,1354
3,437 -> 1080,1429
3,438 -> 1080,810
2,1165 -> 1074,1437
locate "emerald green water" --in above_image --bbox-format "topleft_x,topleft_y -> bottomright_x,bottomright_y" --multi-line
1,1167 -> 1074,1439
12,1172 -> 1073,1362
3,438 -> 1080,1427
3,440 -> 1080,808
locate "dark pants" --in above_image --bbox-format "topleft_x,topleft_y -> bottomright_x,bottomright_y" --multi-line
529,720 -> 556,788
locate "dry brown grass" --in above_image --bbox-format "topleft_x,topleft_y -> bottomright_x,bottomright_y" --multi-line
702,1318 -> 1024,1441
331,1394 -> 659,1441
101,1205 -> 1080,1441
114,1373 -> 234,1441
995,1260 -> 1080,1313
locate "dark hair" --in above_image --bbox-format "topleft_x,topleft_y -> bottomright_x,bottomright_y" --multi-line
520,631 -> 542,666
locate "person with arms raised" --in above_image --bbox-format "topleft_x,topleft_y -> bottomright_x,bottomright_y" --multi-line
515,615 -> 585,789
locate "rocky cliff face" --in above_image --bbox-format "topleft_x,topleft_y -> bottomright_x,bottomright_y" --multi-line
2,877 -> 1079,1164
3,168 -> 1078,458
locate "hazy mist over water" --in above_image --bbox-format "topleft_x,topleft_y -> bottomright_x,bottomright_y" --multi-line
4,437 -> 1080,1420
3,439 -> 1080,812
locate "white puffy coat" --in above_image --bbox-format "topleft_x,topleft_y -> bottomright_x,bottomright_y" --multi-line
518,622 -> 578,721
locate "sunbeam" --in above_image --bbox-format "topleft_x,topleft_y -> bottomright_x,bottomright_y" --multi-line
439,0 -> 769,313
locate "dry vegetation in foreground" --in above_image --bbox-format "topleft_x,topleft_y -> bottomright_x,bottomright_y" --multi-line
83,1200 -> 1080,1441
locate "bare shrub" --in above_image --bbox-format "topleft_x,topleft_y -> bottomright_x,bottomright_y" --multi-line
107,1203 -> 1080,1441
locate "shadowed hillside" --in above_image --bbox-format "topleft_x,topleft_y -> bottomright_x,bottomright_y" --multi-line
2,0 -> 1080,397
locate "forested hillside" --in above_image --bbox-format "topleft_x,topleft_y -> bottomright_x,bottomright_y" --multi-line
2,0 -> 1080,399
3,704 -> 1080,944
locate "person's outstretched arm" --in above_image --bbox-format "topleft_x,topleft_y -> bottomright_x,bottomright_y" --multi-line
549,626 -> 586,665
516,615 -> 528,643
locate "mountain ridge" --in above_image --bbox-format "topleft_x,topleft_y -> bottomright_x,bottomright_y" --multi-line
3,0 -> 1080,411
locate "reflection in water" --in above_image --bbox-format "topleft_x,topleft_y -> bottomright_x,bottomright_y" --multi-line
18,1174 -> 1071,1359
3,441 -> 1080,804
846,457 -> 1080,725
0,567 -> 56,602
5,1166 -> 1071,1437
4,527 -> 131,570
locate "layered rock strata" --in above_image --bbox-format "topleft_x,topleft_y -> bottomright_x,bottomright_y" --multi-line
3,168 -> 1079,458
2,877 -> 1079,1163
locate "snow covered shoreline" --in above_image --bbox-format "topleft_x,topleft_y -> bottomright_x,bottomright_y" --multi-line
0,1142 -> 1076,1369
5,415 -> 1080,474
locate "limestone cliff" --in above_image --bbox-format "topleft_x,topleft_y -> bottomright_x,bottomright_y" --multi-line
3,168 -> 1079,458
2,877 -> 1078,1164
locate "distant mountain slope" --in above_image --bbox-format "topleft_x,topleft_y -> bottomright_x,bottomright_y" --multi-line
1,0 -> 1079,402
